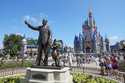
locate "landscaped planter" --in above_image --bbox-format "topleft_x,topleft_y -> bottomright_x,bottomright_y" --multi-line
0,74 -> 24,83
72,73 -> 117,83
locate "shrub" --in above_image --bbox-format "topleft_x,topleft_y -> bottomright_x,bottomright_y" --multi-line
0,75 -> 24,83
73,73 -> 117,83
0,60 -> 32,69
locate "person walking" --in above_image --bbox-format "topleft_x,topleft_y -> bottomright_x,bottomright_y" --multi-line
99,57 -> 105,75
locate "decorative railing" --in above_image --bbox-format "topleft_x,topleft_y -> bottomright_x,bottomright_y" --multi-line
0,68 -> 26,77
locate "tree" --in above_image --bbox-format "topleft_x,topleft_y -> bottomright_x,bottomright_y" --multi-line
3,34 -> 23,59
0,49 -> 8,65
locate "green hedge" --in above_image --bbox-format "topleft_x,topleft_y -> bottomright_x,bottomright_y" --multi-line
0,77 -> 20,83
0,75 -> 24,83
0,60 -> 32,69
73,73 -> 117,83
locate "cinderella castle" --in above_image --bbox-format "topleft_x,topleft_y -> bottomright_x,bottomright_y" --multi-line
74,9 -> 110,54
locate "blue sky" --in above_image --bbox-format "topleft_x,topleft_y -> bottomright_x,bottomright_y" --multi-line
0,0 -> 125,48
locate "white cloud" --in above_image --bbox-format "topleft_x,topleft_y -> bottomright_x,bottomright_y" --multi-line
23,13 -> 55,26
109,36 -> 120,45
110,36 -> 118,40
30,17 -> 38,23
23,15 -> 30,21
23,15 -> 40,25
40,13 -> 48,19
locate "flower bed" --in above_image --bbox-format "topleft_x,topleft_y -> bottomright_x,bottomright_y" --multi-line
0,74 -> 24,83
73,73 -> 117,83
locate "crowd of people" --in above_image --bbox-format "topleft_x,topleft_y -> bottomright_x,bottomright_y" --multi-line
98,53 -> 125,76
56,52 -> 125,77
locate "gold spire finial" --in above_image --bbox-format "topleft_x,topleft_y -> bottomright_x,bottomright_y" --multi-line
88,0 -> 92,14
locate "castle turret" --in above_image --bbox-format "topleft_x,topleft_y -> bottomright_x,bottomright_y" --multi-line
105,37 -> 110,52
88,9 -> 93,28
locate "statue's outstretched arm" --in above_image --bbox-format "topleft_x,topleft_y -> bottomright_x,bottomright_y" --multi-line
24,20 -> 40,31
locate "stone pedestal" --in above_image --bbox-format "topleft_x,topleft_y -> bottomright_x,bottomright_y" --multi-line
25,66 -> 72,83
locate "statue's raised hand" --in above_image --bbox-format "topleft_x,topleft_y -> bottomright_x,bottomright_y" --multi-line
24,20 -> 39,31
24,20 -> 29,25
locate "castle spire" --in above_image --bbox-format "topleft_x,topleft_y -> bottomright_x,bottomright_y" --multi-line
88,0 -> 93,17
88,0 -> 95,28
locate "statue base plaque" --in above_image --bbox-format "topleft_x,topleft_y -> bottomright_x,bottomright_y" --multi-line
25,66 -> 72,83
